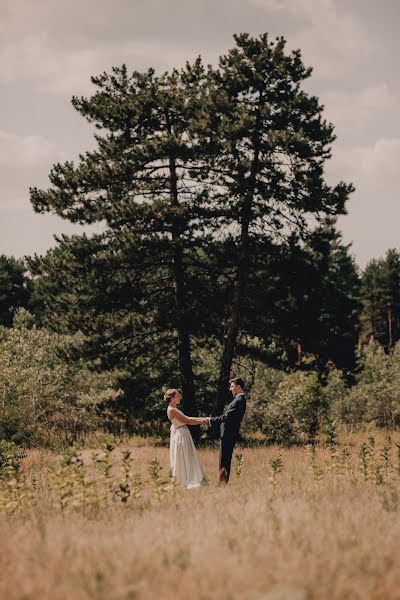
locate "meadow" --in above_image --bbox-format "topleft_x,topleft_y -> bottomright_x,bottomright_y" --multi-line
1,432 -> 400,600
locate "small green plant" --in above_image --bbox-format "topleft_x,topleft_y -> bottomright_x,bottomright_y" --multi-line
52,448 -> 77,512
148,458 -> 168,500
115,450 -> 133,503
324,416 -> 337,447
235,453 -> 243,478
132,473 -> 143,499
53,445 -> 92,512
306,444 -> 323,488
94,443 -> 115,501
269,454 -> 283,489
381,446 -> 391,480
148,458 -> 162,483
337,446 -> 351,481
373,464 -> 384,485
359,442 -> 371,482
173,548 -> 190,571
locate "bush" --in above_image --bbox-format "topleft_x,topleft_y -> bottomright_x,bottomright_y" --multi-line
245,363 -> 285,432
248,368 -> 327,444
326,340 -> 400,429
247,339 -> 400,443
0,309 -> 123,446
338,341 -> 400,428
325,365 -> 353,425
0,439 -> 26,479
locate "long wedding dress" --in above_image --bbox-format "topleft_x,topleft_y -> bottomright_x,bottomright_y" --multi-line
169,408 -> 207,489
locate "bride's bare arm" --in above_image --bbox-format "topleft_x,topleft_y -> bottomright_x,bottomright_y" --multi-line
168,407 -> 205,425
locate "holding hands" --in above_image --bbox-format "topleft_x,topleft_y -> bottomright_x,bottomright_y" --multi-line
166,390 -> 211,428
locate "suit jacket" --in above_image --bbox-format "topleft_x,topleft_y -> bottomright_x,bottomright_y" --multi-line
210,393 -> 246,441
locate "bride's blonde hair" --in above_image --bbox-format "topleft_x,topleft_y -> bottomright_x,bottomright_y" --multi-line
164,388 -> 178,404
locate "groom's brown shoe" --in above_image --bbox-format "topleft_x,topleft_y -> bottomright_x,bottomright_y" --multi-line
218,468 -> 228,485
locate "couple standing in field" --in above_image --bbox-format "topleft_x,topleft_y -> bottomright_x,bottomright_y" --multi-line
164,377 -> 246,488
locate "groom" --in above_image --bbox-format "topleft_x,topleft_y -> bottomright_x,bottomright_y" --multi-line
205,377 -> 246,484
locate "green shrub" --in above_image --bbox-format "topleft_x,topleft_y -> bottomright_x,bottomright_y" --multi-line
330,341 -> 400,429
0,439 -> 26,479
0,309 -> 123,446
248,369 -> 327,444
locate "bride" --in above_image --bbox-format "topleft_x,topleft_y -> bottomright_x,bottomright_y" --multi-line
164,388 -> 208,489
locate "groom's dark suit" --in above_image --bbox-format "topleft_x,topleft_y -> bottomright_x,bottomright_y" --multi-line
210,393 -> 246,483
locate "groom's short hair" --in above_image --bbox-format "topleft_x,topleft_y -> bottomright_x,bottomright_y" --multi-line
229,377 -> 245,389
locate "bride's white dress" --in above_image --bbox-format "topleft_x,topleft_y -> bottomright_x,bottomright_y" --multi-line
169,408 -> 207,489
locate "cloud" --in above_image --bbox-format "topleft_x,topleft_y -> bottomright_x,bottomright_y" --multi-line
322,78 -> 398,152
0,0 -> 374,99
248,0 -> 373,81
328,137 -> 400,194
0,0 -> 233,97
0,129 -> 66,220
0,129 -> 61,169
0,0 -> 399,268
0,124 -> 100,259
356,138 -> 400,185
0,30 -> 218,97
322,83 -> 399,141
332,137 -> 400,265
0,33 -> 110,94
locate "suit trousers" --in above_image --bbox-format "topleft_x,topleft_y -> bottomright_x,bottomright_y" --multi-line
219,436 -> 237,482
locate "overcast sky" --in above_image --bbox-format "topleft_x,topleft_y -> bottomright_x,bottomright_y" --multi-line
1,0 -> 399,268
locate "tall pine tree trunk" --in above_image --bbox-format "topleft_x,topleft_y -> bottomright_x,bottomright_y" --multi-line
212,111 -> 262,418
213,208 -> 252,414
166,125 -> 199,438
388,304 -> 393,349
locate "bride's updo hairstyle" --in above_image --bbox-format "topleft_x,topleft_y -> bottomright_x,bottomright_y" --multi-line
164,389 -> 177,404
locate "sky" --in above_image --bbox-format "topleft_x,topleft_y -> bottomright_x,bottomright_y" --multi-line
0,0 -> 399,269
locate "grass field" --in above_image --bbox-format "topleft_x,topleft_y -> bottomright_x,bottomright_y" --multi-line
1,432 -> 400,599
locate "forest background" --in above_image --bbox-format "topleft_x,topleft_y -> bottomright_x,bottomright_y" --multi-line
1,32 -> 400,450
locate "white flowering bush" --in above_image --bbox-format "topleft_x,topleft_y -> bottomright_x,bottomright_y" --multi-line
0,309 -> 122,446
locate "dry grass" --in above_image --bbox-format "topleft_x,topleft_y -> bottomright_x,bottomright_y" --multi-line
1,432 -> 400,600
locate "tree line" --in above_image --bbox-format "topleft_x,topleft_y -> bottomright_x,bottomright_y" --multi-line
1,34 -> 397,435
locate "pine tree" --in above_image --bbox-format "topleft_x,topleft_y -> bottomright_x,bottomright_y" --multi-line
238,222 -> 360,372
202,34 -> 354,413
360,250 -> 400,349
0,256 -> 31,326
30,63 -> 214,426
28,34 -> 356,428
